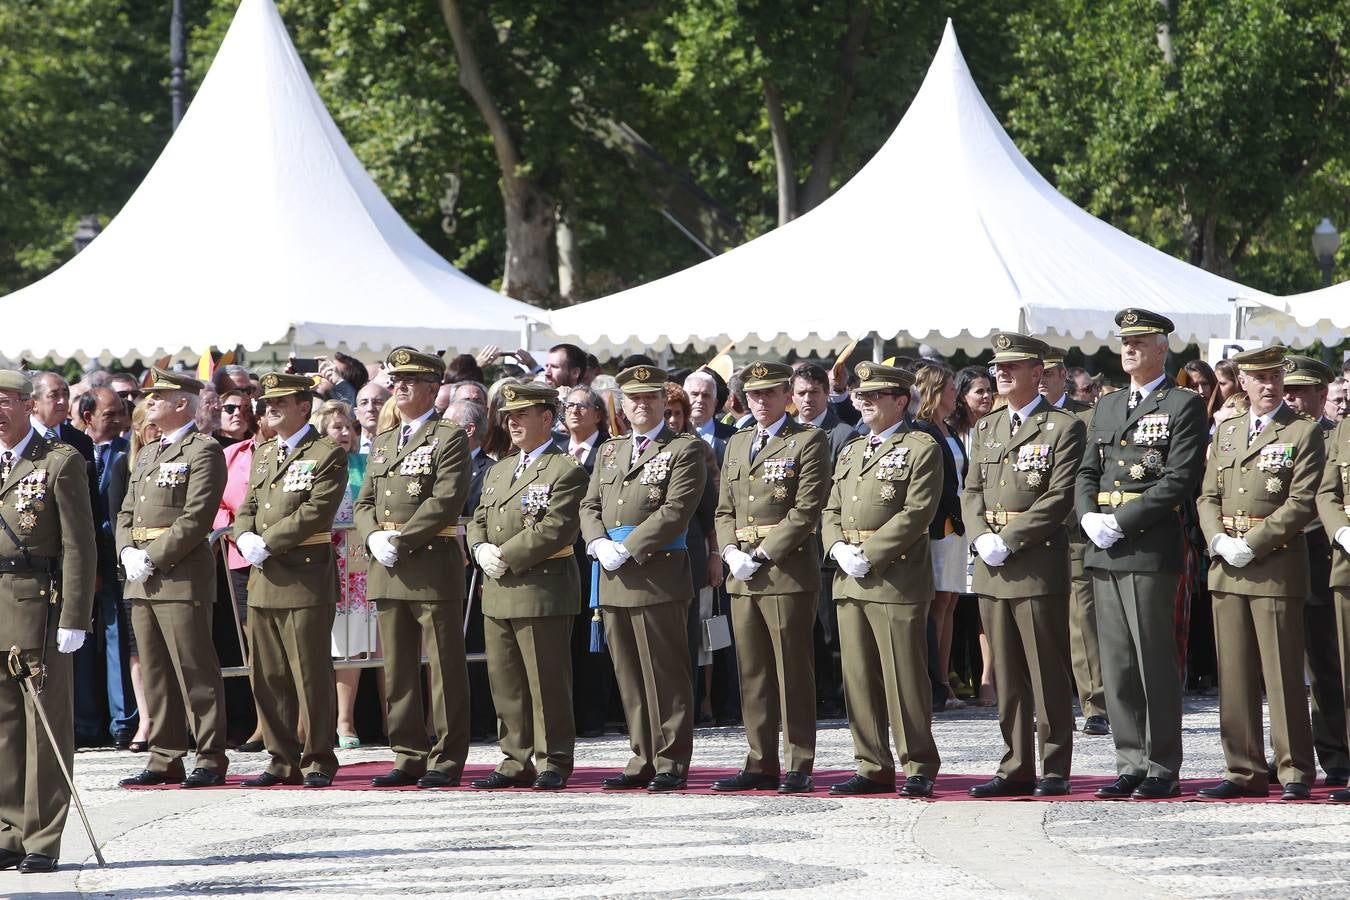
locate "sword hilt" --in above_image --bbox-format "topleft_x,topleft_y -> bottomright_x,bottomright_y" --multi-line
7,645 -> 27,681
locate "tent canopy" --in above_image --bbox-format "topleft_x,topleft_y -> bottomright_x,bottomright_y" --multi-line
546,21 -> 1282,359
0,0 -> 544,364
1240,285 -> 1350,348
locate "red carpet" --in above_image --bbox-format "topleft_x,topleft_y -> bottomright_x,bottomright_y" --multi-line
120,761 -> 1337,801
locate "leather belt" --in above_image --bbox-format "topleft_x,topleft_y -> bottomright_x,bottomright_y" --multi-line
378,522 -> 462,538
1221,514 -> 1265,535
983,510 -> 1023,528
1097,491 -> 1143,509
297,531 -> 333,547
734,524 -> 778,542
546,545 -> 574,560
0,556 -> 56,575
842,529 -> 877,544
131,526 -> 168,541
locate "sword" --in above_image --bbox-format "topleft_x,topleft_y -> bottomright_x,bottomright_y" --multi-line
7,646 -> 106,867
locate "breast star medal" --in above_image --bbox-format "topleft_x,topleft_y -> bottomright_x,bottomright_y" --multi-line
1026,471 -> 1042,487
1265,476 -> 1283,495
17,511 -> 36,532
648,487 -> 662,502
772,485 -> 788,501
1129,463 -> 1146,480
406,481 -> 423,498
878,484 -> 896,501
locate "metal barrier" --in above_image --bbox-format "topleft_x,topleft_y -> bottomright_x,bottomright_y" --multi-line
208,517 -> 485,679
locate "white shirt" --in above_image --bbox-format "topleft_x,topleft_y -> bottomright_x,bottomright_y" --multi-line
1250,403 -> 1282,435
29,416 -> 60,439
277,423 -> 312,456
513,438 -> 553,475
631,423 -> 665,464
1129,372 -> 1168,399
693,417 -> 718,448
568,430 -> 599,460
1049,393 -> 1068,409
160,421 -> 196,446
867,419 -> 905,443
802,410 -> 829,429
359,433 -> 374,455
1008,396 -> 1041,430
400,407 -> 438,438
0,427 -> 35,459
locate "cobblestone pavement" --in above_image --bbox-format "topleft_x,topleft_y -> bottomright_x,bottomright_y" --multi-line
5,696 -> 1350,898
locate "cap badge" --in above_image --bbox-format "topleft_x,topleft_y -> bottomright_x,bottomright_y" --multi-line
633,367 -> 651,382
751,363 -> 768,379
392,350 -> 411,366
503,387 -> 517,402
1284,359 -> 1296,373
857,363 -> 872,380
994,335 -> 1012,351
1122,310 -> 1140,326
262,374 -> 278,390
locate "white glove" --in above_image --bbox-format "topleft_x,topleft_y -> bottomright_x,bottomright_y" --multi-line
56,628 -> 85,654
723,546 -> 762,582
367,530 -> 400,567
830,542 -> 871,579
474,543 -> 507,579
1336,527 -> 1350,555
119,547 -> 154,583
236,531 -> 271,567
1212,534 -> 1255,568
590,538 -> 630,572
973,532 -> 1011,567
1081,512 -> 1125,550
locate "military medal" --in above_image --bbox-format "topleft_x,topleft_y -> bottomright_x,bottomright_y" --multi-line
1026,472 -> 1042,487
878,484 -> 896,501
1265,476 -> 1283,495
1045,422 -> 1054,431
772,485 -> 788,501
372,451 -> 386,464
406,481 -> 423,497
17,511 -> 36,532
648,487 -> 662,502
1141,448 -> 1164,473
1129,464 -> 1146,480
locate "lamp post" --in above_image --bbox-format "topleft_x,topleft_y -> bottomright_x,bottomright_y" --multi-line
72,215 -> 102,254
1312,217 -> 1342,366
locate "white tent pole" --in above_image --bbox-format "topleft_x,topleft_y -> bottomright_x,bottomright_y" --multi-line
1228,297 -> 1242,340
518,316 -> 533,353
871,332 -> 883,363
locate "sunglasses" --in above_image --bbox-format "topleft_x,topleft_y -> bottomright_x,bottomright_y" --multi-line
115,389 -> 142,400
222,403 -> 244,414
562,401 -> 593,412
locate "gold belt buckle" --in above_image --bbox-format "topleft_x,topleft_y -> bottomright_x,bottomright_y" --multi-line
1108,490 -> 1124,508
1233,514 -> 1251,533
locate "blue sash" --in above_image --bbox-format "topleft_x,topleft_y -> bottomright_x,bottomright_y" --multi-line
588,525 -> 688,652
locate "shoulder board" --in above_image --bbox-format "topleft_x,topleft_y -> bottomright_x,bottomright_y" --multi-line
435,418 -> 461,431
736,423 -> 756,433
671,432 -> 697,443
906,430 -> 936,445
1044,404 -> 1077,420
314,435 -> 341,451
42,441 -> 78,458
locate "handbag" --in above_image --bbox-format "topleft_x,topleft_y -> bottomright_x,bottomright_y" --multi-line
701,588 -> 732,653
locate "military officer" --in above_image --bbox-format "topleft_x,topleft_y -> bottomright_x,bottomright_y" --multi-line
0,370 -> 95,874
711,361 -> 831,794
115,369 -> 229,790
353,348 -> 471,789
963,334 -> 1085,797
1195,346 -> 1321,801
1042,345 -> 1109,737
233,372 -> 348,788
1075,308 -> 1207,800
468,382 -> 587,790
821,362 -> 943,798
1317,390 -> 1350,802
1284,354 -> 1350,786
580,364 -> 707,792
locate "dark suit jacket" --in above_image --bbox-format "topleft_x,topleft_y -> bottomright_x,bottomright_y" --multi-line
463,448 -> 494,516
93,437 -> 130,581
913,420 -> 964,538
694,419 -> 735,467
815,410 -> 861,463
830,396 -> 860,427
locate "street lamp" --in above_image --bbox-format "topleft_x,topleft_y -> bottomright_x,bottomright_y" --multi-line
72,215 -> 102,254
1312,217 -> 1340,288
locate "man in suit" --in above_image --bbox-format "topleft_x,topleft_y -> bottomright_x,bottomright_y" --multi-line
468,382 -> 588,789
963,334 -> 1085,797
686,369 -> 735,465
1195,346 -> 1321,801
444,399 -> 491,514
233,372 -> 348,788
116,369 -> 230,790
1317,398 -> 1350,802
1041,345 -> 1109,737
355,349 -> 471,789
77,387 -> 135,748
821,362 -> 943,798
1283,355 -> 1349,786
0,370 -> 97,874
354,381 -> 391,456
1075,308 -> 1207,800
712,361 -> 831,794
581,365 -> 707,792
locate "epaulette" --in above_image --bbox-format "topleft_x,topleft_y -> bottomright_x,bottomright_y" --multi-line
906,429 -> 936,445
42,440 -> 77,458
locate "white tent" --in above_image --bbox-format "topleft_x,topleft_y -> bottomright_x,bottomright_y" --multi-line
0,0 -> 544,364
1240,286 -> 1350,348
546,20 -> 1287,359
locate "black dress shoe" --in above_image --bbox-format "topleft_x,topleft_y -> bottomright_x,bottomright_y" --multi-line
899,775 -> 934,798
712,770 -> 779,792
235,739 -> 265,753
18,853 -> 57,874
648,773 -> 687,793
240,771 -> 302,787
532,771 -> 567,791
1281,782 -> 1312,801
120,769 -> 183,787
602,773 -> 651,790
0,847 -> 23,870
1329,787 -> 1350,803
181,768 -> 227,789
417,771 -> 460,788
128,740 -> 149,753
1196,779 -> 1263,800
1082,715 -> 1110,736
303,772 -> 333,788
779,772 -> 814,794
1095,774 -> 1143,799
1132,777 -> 1181,799
968,776 -> 1035,798
1034,776 -> 1070,797
829,774 -> 894,796
472,771 -> 533,790
1326,769 -> 1350,788
113,731 -> 133,751
371,768 -> 420,787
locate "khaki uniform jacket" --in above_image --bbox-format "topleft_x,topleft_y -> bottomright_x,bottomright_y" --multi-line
962,398 -> 1086,598
1318,418 -> 1350,589
1198,403 -> 1324,597
1074,378 -> 1208,572
714,420 -> 831,596
468,445 -> 588,618
233,427 -> 347,609
116,427 -> 226,602
579,426 -> 707,608
821,426 -> 942,604
0,433 -> 96,650
354,417 -> 471,603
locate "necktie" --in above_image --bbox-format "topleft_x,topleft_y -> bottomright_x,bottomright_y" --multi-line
44,427 -> 57,441
1249,418 -> 1264,447
1010,412 -> 1022,433
512,452 -> 528,482
571,444 -> 587,463
750,429 -> 770,461
398,423 -> 412,451
96,444 -> 107,480
277,442 -> 288,464
1,451 -> 11,483
1129,389 -> 1143,410
632,435 -> 651,465
863,433 -> 883,460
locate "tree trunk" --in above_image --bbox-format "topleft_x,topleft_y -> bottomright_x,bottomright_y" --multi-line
1155,0 -> 1175,64
437,0 -> 555,301
556,206 -> 580,302
762,80 -> 797,225
800,4 -> 874,213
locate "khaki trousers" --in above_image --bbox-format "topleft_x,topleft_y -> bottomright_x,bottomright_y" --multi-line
979,594 -> 1075,781
376,598 -> 470,777
603,601 -> 693,778
1213,591 -> 1314,788
1068,540 -> 1106,719
1304,600 -> 1349,773
132,597 -> 227,775
484,613 -> 575,778
731,592 -> 817,775
250,604 -> 338,779
0,648 -> 72,858
837,598 -> 940,782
